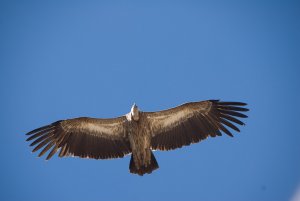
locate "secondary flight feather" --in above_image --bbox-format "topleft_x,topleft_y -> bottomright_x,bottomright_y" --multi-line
26,100 -> 248,175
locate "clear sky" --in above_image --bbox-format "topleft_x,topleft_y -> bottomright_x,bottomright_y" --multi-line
0,1 -> 299,201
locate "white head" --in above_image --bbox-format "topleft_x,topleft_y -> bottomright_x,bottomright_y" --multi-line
130,103 -> 140,121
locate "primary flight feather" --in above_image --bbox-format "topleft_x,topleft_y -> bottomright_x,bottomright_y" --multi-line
26,100 -> 248,176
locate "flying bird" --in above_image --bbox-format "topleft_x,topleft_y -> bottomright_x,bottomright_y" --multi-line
26,100 -> 248,176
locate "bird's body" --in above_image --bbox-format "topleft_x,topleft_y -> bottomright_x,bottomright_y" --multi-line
26,100 -> 248,175
127,116 -> 158,175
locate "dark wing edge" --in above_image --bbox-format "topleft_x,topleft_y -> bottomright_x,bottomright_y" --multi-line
25,117 -> 131,160
148,100 -> 249,151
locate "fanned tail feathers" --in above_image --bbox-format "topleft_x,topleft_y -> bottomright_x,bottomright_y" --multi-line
129,152 -> 159,176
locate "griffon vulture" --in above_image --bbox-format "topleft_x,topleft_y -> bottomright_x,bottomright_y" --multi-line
26,100 -> 248,175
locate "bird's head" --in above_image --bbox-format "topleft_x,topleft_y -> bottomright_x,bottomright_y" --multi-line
130,103 -> 140,121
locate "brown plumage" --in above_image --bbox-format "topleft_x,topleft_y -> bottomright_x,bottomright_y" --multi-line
26,100 -> 248,176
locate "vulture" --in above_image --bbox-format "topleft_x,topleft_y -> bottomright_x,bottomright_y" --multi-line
26,100 -> 248,176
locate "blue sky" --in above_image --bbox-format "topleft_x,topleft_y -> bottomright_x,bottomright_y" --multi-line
0,1 -> 299,201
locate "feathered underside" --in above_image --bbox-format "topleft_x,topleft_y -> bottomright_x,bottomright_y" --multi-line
26,117 -> 131,160
146,100 -> 248,151
25,99 -> 248,168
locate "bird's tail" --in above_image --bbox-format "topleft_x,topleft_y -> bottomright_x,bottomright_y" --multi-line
129,151 -> 159,176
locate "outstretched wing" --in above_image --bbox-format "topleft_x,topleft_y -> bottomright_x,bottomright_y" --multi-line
145,100 -> 248,151
26,117 -> 131,160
